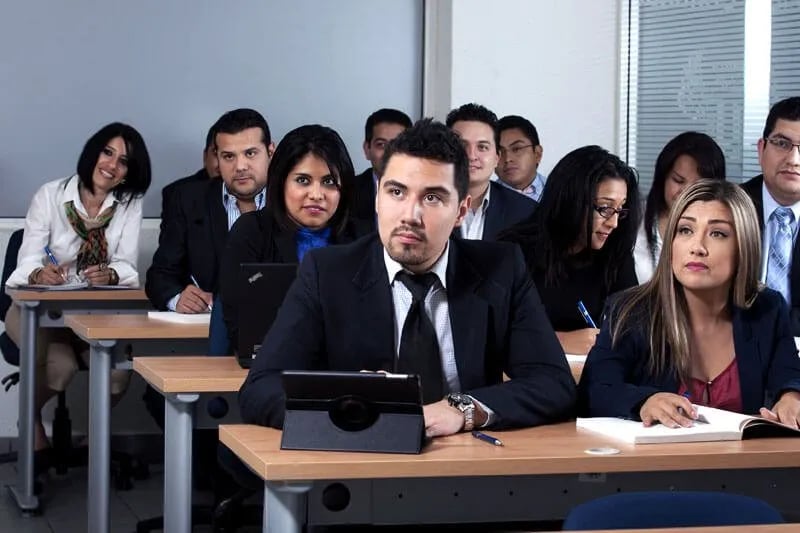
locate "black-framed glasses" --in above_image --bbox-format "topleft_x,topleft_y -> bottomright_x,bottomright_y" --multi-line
498,144 -> 535,157
593,205 -> 629,220
765,137 -> 800,155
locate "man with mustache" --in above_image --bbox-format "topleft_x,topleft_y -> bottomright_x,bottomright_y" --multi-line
240,118 -> 576,436
146,108 -> 273,347
741,97 -> 800,334
495,114 -> 547,202
445,103 -> 537,241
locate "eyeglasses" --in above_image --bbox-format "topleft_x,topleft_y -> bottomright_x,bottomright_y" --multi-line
593,205 -> 629,220
499,144 -> 535,157
765,137 -> 800,155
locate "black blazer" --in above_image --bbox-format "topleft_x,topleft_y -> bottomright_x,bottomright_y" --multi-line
741,175 -> 800,334
352,168 -> 377,231
220,209 -> 371,346
146,178 -> 230,310
454,181 -> 538,241
578,288 -> 800,418
239,235 -> 577,429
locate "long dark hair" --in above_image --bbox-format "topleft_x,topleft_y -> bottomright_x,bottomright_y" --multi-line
502,145 -> 640,288
643,132 -> 726,259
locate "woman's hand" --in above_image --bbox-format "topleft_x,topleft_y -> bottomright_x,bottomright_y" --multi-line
760,391 -> 800,429
34,264 -> 67,285
556,328 -> 600,355
82,264 -> 111,286
639,392 -> 697,428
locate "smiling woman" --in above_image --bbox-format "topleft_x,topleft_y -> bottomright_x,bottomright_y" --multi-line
580,180 -> 800,429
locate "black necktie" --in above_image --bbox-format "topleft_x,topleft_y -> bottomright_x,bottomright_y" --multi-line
395,271 -> 445,403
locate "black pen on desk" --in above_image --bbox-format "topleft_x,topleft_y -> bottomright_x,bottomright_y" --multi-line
43,246 -> 69,282
577,300 -> 597,328
472,431 -> 503,446
189,274 -> 213,312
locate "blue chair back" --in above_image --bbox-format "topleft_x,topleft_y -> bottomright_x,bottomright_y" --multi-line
1,229 -> 24,366
562,491 -> 784,530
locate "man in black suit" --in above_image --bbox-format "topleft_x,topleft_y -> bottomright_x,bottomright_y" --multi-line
160,120 -> 221,216
146,108 -> 274,316
741,96 -> 800,333
446,103 -> 537,240
353,108 -> 412,227
240,119 -> 576,436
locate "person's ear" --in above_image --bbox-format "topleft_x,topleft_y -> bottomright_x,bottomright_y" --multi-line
363,140 -> 371,161
453,195 -> 472,227
534,145 -> 543,165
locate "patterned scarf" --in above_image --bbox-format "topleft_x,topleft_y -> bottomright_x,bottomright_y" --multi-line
64,200 -> 117,272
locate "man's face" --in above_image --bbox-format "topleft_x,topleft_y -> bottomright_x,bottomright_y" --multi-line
363,122 -> 407,174
758,118 -> 800,206
216,127 -> 273,199
376,154 -> 469,273
497,128 -> 542,190
450,120 -> 499,190
203,145 -> 219,178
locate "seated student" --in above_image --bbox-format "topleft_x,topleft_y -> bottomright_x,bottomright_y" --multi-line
5,122 -> 151,449
239,118 -> 576,434
500,146 -> 640,355
495,114 -> 547,202
634,132 -> 726,283
220,124 -> 370,347
580,180 -> 800,428
445,103 -> 537,240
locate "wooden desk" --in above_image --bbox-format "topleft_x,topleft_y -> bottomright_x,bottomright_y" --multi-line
219,423 -> 800,532
5,288 -> 150,514
569,526 -> 800,533
64,314 -> 209,533
134,356 -> 246,533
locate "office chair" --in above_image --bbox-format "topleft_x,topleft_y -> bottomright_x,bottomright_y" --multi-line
562,490 -> 785,530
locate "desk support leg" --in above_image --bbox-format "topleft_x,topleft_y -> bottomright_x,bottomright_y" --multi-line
87,340 -> 116,533
263,481 -> 312,533
164,393 -> 198,533
9,301 -> 40,512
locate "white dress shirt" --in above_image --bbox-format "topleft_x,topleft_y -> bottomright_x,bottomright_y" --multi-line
7,175 -> 143,287
460,183 -> 491,240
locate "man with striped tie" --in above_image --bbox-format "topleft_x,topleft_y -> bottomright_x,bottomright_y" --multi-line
742,97 -> 800,334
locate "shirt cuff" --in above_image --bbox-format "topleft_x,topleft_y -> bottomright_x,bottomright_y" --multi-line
166,293 -> 180,312
468,396 -> 495,428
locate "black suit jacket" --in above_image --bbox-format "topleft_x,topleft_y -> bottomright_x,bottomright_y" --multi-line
352,168 -> 377,231
454,181 -> 538,241
239,235 -> 577,429
146,178 -> 230,310
220,208 -> 371,346
160,169 -> 211,219
741,175 -> 800,333
578,288 -> 800,418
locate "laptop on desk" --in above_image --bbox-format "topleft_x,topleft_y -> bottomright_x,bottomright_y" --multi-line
236,263 -> 298,368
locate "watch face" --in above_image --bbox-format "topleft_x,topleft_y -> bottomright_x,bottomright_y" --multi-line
448,393 -> 472,407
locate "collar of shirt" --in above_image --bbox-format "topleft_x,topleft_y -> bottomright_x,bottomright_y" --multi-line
372,170 -> 380,192
64,174 -> 117,218
221,183 -> 266,228
471,181 -> 491,213
761,180 -> 800,227
383,240 -> 449,291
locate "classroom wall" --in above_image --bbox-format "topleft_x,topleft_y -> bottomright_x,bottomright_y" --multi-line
0,0 -> 623,438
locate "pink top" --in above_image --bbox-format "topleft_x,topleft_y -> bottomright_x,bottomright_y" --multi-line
678,358 -> 743,413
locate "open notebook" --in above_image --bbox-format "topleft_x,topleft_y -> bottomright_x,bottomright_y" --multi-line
577,405 -> 800,444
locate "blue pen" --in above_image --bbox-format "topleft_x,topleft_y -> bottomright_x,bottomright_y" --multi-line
472,431 -> 503,446
577,300 -> 597,328
43,246 -> 68,282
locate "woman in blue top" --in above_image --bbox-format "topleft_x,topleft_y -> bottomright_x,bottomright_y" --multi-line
220,124 -> 370,346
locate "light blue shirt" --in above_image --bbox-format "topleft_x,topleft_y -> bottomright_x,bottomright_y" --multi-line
496,171 -> 547,202
759,181 -> 800,303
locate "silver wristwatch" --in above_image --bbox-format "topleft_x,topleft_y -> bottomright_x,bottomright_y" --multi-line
447,392 -> 475,432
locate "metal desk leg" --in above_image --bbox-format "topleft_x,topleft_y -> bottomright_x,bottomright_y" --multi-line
9,301 -> 40,513
263,481 -> 312,533
87,340 -> 116,533
164,393 -> 199,533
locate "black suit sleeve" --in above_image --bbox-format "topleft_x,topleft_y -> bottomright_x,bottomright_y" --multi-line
466,246 -> 577,428
145,184 -> 191,310
238,252 -> 326,428
220,212 -> 263,349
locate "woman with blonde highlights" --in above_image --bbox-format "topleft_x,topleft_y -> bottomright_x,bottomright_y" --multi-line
579,180 -> 800,428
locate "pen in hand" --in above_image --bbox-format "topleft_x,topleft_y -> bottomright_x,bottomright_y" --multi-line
189,275 -> 213,312
43,246 -> 69,282
577,300 -> 597,328
472,431 -> 503,446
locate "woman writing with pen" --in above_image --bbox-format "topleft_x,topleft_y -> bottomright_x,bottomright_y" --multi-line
579,181 -> 800,428
5,122 -> 151,450
500,146 -> 641,355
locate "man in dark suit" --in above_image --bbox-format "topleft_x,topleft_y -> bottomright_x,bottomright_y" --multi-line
353,108 -> 412,227
160,120 -> 221,216
740,96 -> 800,333
240,119 -> 576,436
446,103 -> 537,240
146,108 -> 274,316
